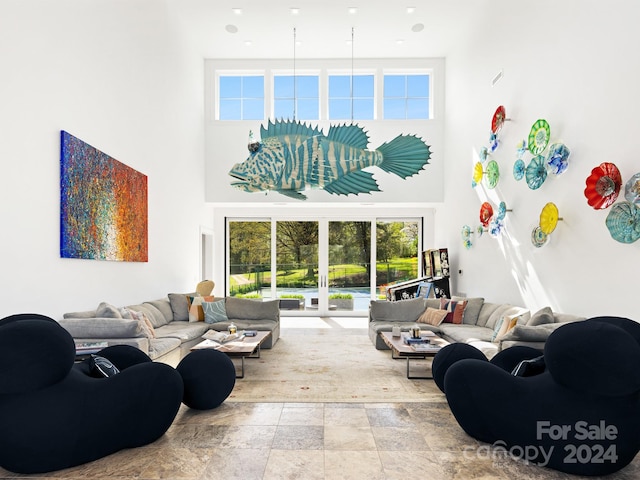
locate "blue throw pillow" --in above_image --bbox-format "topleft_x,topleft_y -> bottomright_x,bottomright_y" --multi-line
202,300 -> 228,324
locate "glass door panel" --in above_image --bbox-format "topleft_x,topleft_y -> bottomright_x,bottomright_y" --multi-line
228,221 -> 272,298
275,221 -> 319,311
328,221 -> 371,313
375,220 -> 420,299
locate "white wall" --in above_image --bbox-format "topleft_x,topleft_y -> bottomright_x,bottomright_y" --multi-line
0,0 -> 211,319
441,0 -> 640,318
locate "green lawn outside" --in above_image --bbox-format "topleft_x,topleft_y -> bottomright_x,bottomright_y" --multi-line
229,257 -> 417,292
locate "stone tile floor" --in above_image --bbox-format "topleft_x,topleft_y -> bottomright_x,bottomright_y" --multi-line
2,401 -> 639,479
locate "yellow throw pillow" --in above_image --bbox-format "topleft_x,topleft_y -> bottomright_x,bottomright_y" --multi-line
417,307 -> 448,326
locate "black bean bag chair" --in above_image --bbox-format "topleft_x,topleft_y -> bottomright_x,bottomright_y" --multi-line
432,342 -> 542,393
443,316 -> 640,476
0,313 -> 184,474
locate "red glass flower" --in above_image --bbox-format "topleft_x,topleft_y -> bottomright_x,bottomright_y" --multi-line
479,202 -> 494,227
491,106 -> 506,134
584,162 -> 622,209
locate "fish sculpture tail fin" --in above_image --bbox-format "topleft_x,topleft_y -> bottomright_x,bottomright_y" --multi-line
377,135 -> 431,178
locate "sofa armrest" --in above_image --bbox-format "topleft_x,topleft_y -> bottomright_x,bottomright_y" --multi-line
58,318 -> 145,339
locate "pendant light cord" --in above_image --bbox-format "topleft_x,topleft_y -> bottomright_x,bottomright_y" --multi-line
293,27 -> 297,121
350,27 -> 354,123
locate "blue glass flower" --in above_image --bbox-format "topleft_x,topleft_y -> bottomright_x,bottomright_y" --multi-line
479,146 -> 489,163
516,140 -> 527,159
547,143 -> 570,175
513,159 -> 525,181
489,219 -> 504,236
489,132 -> 499,152
496,201 -> 508,221
606,201 -> 640,243
526,155 -> 548,190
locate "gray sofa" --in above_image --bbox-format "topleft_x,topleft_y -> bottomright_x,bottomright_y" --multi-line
368,297 -> 585,358
59,295 -> 280,366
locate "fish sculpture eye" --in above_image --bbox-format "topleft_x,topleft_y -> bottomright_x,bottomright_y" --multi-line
248,141 -> 261,153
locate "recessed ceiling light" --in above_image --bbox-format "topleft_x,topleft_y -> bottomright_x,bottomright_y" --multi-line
411,23 -> 424,32
407,7 -> 416,14
396,39 -> 405,45
232,8 -> 242,15
244,40 -> 252,46
290,7 -> 300,15
225,24 -> 238,34
348,7 -> 357,14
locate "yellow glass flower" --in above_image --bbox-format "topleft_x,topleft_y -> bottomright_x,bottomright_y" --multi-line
540,202 -> 559,234
473,162 -> 484,185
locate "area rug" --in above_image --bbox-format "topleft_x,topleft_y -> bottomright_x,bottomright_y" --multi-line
228,320 -> 446,403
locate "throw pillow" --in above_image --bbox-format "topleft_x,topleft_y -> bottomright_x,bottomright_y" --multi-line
96,302 -> 122,318
417,307 -> 448,326
89,354 -> 120,378
527,306 -> 554,326
120,308 -> 156,339
439,298 -> 467,324
202,300 -> 228,324
493,315 -> 519,342
187,295 -> 214,322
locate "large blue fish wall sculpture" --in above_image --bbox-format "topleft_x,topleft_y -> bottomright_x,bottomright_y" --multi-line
228,119 -> 431,200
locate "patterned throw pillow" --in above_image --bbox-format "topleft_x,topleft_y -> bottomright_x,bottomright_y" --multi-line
202,300 -> 228,324
120,307 -> 156,338
492,314 -> 519,342
187,295 -> 214,322
439,298 -> 467,324
417,307 -> 448,326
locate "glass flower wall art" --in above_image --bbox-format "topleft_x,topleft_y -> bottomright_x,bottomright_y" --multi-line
584,162 -> 622,210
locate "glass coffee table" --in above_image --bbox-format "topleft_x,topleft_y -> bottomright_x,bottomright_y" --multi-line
191,331 -> 272,378
379,330 -> 448,379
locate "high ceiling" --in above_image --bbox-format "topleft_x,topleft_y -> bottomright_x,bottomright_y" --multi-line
170,0 -> 487,59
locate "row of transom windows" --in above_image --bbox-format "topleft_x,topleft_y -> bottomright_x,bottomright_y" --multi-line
215,71 -> 431,121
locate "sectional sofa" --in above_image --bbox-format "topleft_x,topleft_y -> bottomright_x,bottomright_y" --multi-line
368,296 -> 585,358
59,295 -> 280,366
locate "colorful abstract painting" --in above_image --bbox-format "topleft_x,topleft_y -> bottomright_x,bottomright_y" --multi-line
60,131 -> 148,262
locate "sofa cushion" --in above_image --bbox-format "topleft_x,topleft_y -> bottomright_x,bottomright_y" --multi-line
145,299 -> 174,324
127,303 -> 168,328
369,297 -> 426,322
153,322 -> 210,342
417,307 -> 448,326
96,302 -> 122,319
148,337 -> 182,360
168,293 -> 191,321
500,323 -> 570,343
63,309 -> 97,319
225,297 -> 279,322
58,318 -> 144,339
202,300 -> 228,324
527,306 -> 554,326
439,324 -> 494,343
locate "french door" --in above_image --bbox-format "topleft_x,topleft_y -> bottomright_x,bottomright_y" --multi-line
227,217 -> 421,316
